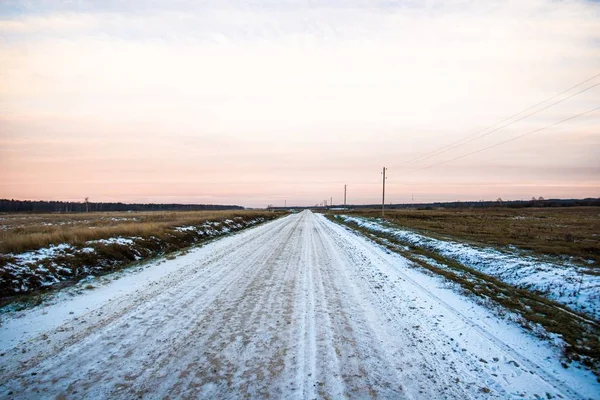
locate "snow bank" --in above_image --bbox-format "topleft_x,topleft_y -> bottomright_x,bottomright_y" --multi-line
338,215 -> 600,320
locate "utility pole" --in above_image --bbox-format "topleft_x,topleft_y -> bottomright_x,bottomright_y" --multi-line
381,167 -> 387,219
344,185 -> 347,207
85,197 -> 89,213
330,197 -> 333,207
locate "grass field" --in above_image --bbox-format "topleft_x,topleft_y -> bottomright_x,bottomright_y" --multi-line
0,210 -> 284,299
0,210 -> 278,255
337,207 -> 600,267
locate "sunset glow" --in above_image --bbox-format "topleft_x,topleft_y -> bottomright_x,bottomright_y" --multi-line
1,0 -> 599,207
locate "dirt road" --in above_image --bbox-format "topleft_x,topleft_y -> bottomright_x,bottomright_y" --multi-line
0,211 -> 596,398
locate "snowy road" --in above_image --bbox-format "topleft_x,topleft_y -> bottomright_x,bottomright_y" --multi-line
0,211 -> 597,399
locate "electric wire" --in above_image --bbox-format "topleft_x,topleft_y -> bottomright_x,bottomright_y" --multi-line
406,105 -> 600,173
400,73 -> 600,168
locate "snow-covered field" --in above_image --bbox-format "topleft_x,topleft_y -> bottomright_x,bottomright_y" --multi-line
338,215 -> 600,321
0,211 -> 597,398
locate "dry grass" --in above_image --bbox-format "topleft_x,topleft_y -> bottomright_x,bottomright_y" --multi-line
338,207 -> 600,267
0,210 -> 279,254
0,210 -> 284,300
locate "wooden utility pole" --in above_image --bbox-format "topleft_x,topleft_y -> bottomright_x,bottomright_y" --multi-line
85,197 -> 89,213
330,197 -> 333,207
382,167 -> 387,218
344,185 -> 347,207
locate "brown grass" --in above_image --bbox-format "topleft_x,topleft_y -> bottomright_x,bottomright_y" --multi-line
336,207 -> 600,267
0,210 -> 280,254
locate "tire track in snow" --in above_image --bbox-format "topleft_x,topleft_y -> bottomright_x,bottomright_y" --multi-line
311,222 -> 407,398
294,217 -> 318,399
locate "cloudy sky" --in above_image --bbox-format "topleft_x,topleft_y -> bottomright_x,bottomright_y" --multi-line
1,0 -> 599,207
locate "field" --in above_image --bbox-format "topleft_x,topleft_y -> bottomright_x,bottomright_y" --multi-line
338,207 -> 600,267
0,210 -> 278,254
0,210 -> 283,298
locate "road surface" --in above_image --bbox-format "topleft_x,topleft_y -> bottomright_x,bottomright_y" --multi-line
0,211 -> 596,398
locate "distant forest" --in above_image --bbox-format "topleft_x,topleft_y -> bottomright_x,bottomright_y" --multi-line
0,199 -> 244,213
274,197 -> 600,210
376,198 -> 600,210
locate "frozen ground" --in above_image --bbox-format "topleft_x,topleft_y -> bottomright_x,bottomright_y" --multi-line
338,215 -> 600,321
0,211 -> 597,398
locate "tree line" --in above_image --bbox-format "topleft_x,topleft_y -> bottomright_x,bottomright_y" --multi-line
0,199 -> 244,213
273,197 -> 600,210
383,197 -> 600,210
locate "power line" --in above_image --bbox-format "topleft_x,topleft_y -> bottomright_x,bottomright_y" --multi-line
404,81 -> 599,168
400,73 -> 600,168
409,105 -> 600,173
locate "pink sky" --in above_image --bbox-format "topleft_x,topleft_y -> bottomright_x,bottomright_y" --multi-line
1,1 -> 599,207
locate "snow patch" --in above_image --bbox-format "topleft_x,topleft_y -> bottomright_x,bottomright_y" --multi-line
175,226 -> 197,232
87,237 -> 139,246
11,243 -> 74,264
